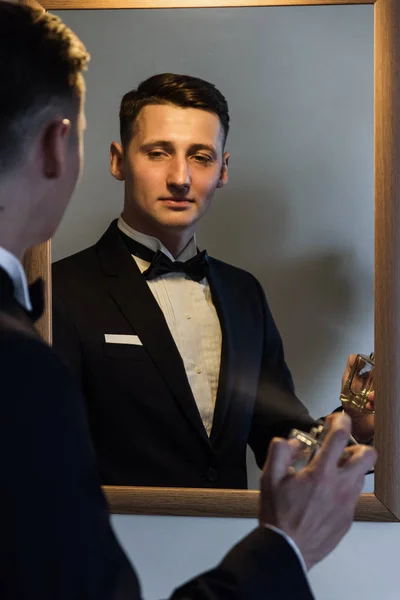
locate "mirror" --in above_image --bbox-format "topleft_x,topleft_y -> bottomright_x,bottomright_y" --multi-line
29,0 -> 400,522
51,4 -> 374,491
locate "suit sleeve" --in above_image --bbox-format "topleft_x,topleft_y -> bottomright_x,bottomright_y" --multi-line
248,277 -> 316,469
172,527 -> 314,600
0,326 -> 314,600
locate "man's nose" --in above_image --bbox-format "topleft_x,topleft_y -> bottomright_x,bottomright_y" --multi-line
167,158 -> 191,194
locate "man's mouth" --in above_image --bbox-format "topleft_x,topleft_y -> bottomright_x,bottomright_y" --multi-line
159,197 -> 194,203
159,197 -> 195,209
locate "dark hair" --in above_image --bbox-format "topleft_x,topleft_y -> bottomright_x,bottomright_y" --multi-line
0,2 -> 90,174
119,73 -> 230,147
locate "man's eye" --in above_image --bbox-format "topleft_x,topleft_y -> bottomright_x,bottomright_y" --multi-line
193,155 -> 212,163
148,151 -> 166,159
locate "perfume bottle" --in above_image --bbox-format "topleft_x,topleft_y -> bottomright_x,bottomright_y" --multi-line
340,352 -> 375,414
288,420 -> 328,471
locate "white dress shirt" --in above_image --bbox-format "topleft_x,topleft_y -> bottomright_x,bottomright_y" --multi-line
0,246 -> 32,311
118,216 -> 222,436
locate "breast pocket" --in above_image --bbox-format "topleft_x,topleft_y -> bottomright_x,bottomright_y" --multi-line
103,341 -> 148,361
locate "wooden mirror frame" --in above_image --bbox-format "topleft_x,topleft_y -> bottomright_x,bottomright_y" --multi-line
23,0 -> 400,522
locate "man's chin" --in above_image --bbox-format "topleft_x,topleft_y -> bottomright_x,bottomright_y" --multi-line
157,214 -> 198,231
40,219 -> 63,245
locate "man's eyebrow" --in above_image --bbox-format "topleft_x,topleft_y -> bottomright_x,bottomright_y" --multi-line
139,141 -> 218,158
139,140 -> 174,152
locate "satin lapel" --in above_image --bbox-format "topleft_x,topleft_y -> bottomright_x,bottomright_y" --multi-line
207,260 -> 237,445
96,222 -> 211,446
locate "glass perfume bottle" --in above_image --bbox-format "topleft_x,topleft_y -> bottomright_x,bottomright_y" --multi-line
288,420 -> 352,472
288,420 -> 328,471
340,352 -> 375,414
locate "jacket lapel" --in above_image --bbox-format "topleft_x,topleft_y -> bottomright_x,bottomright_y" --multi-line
95,221 -> 211,447
207,259 -> 237,445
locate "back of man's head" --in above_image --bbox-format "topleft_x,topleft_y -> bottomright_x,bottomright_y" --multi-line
0,1 -> 89,177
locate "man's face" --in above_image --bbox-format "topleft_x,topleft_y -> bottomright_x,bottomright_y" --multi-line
111,104 -> 229,239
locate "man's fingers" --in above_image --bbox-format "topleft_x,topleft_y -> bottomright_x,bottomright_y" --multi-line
342,445 -> 377,476
313,413 -> 352,473
366,390 -> 375,411
342,353 -> 358,388
17,0 -> 46,11
262,437 -> 299,488
344,353 -> 357,373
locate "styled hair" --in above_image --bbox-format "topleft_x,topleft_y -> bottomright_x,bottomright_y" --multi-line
119,73 -> 230,147
0,2 -> 90,174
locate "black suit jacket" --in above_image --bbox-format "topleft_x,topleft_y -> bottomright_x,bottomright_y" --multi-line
52,221 -> 315,488
0,266 -> 314,599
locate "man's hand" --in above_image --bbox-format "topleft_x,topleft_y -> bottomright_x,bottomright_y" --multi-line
15,1 -> 45,11
341,353 -> 375,442
259,412 -> 377,571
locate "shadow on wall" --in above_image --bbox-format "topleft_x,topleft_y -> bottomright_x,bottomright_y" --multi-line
265,252 -> 373,406
197,184 -> 374,415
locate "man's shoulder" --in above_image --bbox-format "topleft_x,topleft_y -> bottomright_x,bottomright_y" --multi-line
0,312 -> 86,431
0,313 -> 68,382
52,243 -> 103,299
0,311 -> 38,342
2,312 -> 56,358
209,256 -> 259,285
52,244 -> 96,275
53,220 -> 119,277
52,222 -> 120,289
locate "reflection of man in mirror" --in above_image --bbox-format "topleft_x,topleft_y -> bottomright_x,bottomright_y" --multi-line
52,73 -> 375,488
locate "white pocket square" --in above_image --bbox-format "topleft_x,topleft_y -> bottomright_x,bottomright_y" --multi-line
104,334 -> 143,346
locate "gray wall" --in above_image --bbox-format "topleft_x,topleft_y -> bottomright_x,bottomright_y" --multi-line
51,7 -> 391,599
111,515 -> 399,600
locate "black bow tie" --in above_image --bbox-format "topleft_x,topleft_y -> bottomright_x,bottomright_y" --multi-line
0,267 -> 44,323
119,232 -> 209,282
143,249 -> 209,282
28,277 -> 44,322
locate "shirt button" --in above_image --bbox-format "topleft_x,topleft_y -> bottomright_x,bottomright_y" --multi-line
184,312 -> 191,319
195,366 -> 202,374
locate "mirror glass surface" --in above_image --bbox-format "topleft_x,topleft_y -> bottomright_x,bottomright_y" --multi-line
52,5 -> 374,490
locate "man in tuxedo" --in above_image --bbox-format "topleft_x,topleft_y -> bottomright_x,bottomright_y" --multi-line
53,73 -> 375,488
0,3 -> 377,598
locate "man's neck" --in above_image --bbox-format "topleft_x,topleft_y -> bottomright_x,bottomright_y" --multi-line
121,213 -> 195,259
0,226 -> 26,262
0,184 -> 32,261
159,234 -> 194,259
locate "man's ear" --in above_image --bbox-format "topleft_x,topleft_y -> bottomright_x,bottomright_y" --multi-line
217,151 -> 230,188
40,118 -> 71,180
110,142 -> 125,181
